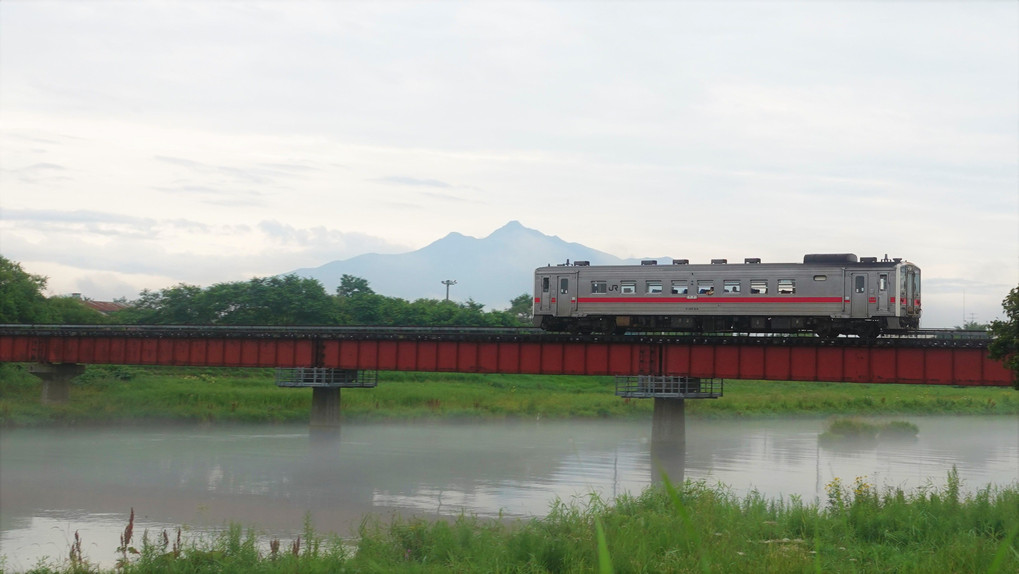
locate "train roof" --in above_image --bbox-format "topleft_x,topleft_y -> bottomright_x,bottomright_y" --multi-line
538,254 -> 916,270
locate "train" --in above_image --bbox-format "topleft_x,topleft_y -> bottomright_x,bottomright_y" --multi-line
533,253 -> 921,337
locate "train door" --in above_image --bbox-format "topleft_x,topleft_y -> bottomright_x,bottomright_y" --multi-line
554,272 -> 578,316
878,273 -> 889,313
850,273 -> 869,318
537,274 -> 552,314
905,267 -> 919,315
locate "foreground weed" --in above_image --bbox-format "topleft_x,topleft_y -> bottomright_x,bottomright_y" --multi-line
988,520 -> 1019,574
115,508 -> 137,569
660,471 -> 710,573
21,472 -> 1019,573
594,519 -> 613,574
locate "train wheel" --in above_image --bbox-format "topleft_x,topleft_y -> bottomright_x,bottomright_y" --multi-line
860,323 -> 881,339
816,326 -> 840,339
597,318 -> 616,335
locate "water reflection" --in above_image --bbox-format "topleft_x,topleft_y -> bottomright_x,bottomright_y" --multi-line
1,416 -> 1016,571
650,441 -> 686,485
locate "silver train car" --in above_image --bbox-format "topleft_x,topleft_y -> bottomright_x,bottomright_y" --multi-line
533,254 -> 921,337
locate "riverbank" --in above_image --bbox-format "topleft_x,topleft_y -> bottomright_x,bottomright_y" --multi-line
16,471 -> 1019,574
1,363 -> 1016,427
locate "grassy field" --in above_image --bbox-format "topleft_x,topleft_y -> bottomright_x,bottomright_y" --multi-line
18,470 -> 1019,573
1,363 -> 1017,426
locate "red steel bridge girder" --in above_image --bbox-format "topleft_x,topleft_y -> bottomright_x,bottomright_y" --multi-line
0,330 -> 1012,386
661,343 -> 1010,385
0,335 -> 317,368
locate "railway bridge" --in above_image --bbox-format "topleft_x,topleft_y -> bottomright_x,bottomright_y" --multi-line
1,325 -> 1011,442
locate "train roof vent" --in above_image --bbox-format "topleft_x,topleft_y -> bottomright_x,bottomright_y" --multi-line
744,257 -> 761,264
803,253 -> 858,264
672,259 -> 689,265
574,260 -> 590,266
860,257 -> 878,263
711,258 -> 727,264
640,259 -> 657,265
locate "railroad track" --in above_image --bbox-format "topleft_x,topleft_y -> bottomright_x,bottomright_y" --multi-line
0,324 -> 993,349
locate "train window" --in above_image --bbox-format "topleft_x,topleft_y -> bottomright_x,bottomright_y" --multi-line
854,275 -> 865,293
778,279 -> 795,294
542,277 -> 550,293
591,280 -> 607,294
879,274 -> 888,291
620,280 -> 637,294
646,280 -> 663,294
671,281 -> 688,295
723,280 -> 741,294
813,275 -> 827,281
698,280 -> 714,295
750,279 -> 768,294
560,278 -> 569,294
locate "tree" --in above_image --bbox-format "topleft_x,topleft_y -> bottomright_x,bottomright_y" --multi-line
988,286 -> 1019,390
116,275 -> 339,325
46,296 -> 111,324
114,284 -> 207,324
0,256 -> 51,323
0,256 -> 107,323
955,320 -> 990,331
252,275 -> 335,325
507,293 -> 533,324
337,275 -> 374,298
202,275 -> 336,325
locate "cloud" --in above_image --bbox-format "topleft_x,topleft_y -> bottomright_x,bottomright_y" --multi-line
372,176 -> 453,188
257,220 -> 410,257
2,208 -> 156,227
154,155 -> 278,185
420,191 -> 474,203
2,162 -> 71,184
153,184 -> 264,207
922,278 -> 1011,296
1,209 -> 409,298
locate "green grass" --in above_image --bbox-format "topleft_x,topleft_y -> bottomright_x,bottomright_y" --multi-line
817,417 -> 919,445
686,379 -> 1018,417
19,470 -> 1019,573
1,363 -> 1017,427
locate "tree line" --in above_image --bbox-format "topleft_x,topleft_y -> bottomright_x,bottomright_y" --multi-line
0,256 -> 532,327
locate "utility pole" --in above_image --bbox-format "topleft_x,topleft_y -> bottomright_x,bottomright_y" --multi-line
441,279 -> 457,301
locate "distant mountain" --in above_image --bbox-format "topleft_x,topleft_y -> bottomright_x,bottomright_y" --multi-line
289,221 -> 640,309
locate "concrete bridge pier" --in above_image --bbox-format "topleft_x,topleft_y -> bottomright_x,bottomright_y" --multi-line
615,376 -> 723,485
650,398 -> 686,484
651,397 -> 686,444
309,387 -> 342,441
28,363 -> 85,404
310,387 -> 342,429
276,368 -> 377,439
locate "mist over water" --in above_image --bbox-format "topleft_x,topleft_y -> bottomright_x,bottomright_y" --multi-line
2,416 -> 1017,571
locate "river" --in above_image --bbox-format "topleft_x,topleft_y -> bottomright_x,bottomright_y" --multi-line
1,415 -> 1016,570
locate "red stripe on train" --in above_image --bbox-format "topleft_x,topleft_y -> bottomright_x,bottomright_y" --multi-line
576,297 -> 843,304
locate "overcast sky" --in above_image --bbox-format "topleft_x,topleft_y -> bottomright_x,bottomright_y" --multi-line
1,1 -> 1016,327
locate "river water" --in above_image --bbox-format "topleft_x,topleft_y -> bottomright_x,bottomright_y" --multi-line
1,415 -> 1016,570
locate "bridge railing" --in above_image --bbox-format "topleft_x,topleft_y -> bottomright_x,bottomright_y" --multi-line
615,375 -> 723,399
275,368 -> 378,388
